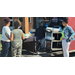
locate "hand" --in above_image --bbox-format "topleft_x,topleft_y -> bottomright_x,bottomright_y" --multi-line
69,38 -> 71,40
69,38 -> 71,42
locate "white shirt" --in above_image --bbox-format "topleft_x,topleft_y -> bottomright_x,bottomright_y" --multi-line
1,26 -> 11,42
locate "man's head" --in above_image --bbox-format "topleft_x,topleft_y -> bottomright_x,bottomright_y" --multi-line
4,17 -> 10,26
62,17 -> 68,26
40,21 -> 46,26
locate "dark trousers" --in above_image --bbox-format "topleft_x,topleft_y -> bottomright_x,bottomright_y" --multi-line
1,41 -> 10,57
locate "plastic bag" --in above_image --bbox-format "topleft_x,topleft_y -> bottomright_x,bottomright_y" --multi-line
28,32 -> 32,36
24,33 -> 31,38
53,28 -> 59,32
46,27 -> 60,32
45,36 -> 55,40
24,34 -> 26,37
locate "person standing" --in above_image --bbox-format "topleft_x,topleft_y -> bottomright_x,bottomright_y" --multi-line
1,17 -> 11,57
10,19 -> 25,57
62,17 -> 75,57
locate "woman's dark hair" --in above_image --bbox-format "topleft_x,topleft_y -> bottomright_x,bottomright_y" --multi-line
63,17 -> 69,23
4,17 -> 10,24
14,19 -> 21,29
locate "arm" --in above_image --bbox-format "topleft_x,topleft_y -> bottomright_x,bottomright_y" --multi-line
68,27 -> 75,39
10,33 -> 14,41
5,34 -> 10,40
5,27 -> 11,40
22,33 -> 25,40
5,33 -> 14,41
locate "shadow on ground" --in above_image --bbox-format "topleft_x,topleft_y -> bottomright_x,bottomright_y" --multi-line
22,49 -> 63,57
22,49 -> 75,57
0,47 -> 75,57
51,52 -> 75,57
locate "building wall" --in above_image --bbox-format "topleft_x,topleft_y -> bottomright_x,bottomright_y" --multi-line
29,17 -> 33,31
0,17 -> 6,32
13,17 -> 34,32
13,17 -> 25,32
0,17 -> 34,33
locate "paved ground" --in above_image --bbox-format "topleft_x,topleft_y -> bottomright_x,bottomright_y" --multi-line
22,49 -> 75,57
22,50 -> 63,57
0,48 -> 75,57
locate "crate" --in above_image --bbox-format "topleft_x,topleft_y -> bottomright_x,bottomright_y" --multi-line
52,42 -> 62,48
45,30 -> 62,51
53,33 -> 62,40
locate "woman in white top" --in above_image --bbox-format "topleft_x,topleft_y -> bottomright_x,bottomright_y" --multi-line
1,17 -> 11,57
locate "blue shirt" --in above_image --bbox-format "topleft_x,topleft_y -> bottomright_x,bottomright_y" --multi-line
64,25 -> 75,42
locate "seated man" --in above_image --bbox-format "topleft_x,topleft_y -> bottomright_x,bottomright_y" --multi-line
35,21 -> 46,40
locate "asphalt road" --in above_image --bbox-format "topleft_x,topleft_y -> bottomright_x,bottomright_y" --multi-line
54,52 -> 75,57
22,49 -> 75,57
1,48 -> 75,57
